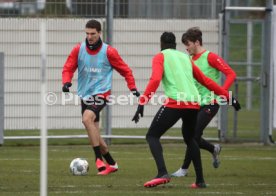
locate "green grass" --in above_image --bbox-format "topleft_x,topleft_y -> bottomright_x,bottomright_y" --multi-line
0,143 -> 275,196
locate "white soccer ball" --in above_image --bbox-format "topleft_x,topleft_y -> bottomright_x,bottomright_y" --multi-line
70,158 -> 89,176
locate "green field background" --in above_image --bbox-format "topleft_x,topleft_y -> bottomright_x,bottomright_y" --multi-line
0,143 -> 275,196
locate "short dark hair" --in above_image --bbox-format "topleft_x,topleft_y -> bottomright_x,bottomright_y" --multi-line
85,19 -> 101,32
181,27 -> 202,46
160,32 -> 176,50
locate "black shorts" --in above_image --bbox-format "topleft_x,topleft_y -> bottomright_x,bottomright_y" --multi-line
146,106 -> 199,144
81,95 -> 107,122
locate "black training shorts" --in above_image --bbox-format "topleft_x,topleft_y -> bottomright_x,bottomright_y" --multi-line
81,95 -> 107,122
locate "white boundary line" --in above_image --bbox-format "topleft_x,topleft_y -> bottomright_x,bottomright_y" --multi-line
4,135 -> 219,141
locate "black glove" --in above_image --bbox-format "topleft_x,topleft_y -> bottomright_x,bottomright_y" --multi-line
132,104 -> 144,123
131,88 -> 140,97
231,97 -> 241,111
62,82 -> 72,92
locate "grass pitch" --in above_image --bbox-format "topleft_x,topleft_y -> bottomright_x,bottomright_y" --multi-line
0,142 -> 276,196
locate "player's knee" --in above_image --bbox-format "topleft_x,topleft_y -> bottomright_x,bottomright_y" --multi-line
146,134 -> 151,143
194,136 -> 201,144
82,113 -> 96,125
146,133 -> 159,143
82,116 -> 90,126
183,138 -> 189,145
184,136 -> 194,145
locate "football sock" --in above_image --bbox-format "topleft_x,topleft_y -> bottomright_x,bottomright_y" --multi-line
103,152 -> 116,165
93,146 -> 102,160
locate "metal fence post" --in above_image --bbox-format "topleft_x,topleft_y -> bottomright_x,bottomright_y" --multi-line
270,5 -> 276,144
246,21 -> 253,110
219,0 -> 230,142
0,53 -> 4,145
105,0 -> 114,145
261,0 -> 273,144
211,0 -> 216,19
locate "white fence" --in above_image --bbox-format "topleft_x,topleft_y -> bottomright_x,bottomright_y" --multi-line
0,18 -> 219,129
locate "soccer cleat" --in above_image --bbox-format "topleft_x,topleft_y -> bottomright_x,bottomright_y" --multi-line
190,182 -> 207,188
171,168 -> 188,177
144,174 -> 171,188
212,144 -> 221,168
95,158 -> 106,172
97,162 -> 118,175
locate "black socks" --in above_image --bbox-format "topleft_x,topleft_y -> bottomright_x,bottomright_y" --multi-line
93,146 -> 116,165
93,146 -> 102,160
103,152 -> 116,165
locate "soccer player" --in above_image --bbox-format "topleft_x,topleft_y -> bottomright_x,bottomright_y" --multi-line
132,32 -> 240,188
62,19 -> 140,175
171,27 -> 237,178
